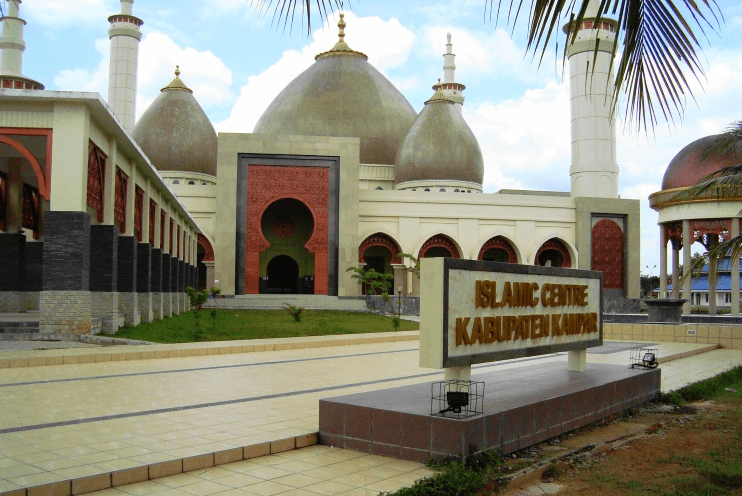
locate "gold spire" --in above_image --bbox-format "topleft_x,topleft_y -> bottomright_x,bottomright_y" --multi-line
161,65 -> 193,93
315,12 -> 368,61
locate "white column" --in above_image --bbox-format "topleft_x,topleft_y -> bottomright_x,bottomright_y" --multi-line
671,243 -> 680,299
733,219 -> 740,315
107,0 -> 142,132
659,225 -> 667,298
682,219 -> 691,314
566,0 -> 619,199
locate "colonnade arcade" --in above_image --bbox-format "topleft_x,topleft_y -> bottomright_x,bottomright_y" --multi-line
659,218 -> 740,315
357,232 -> 573,295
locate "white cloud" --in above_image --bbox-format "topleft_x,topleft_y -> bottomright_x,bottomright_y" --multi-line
216,11 -> 415,133
464,80 -> 571,192
52,31 -> 233,122
53,39 -> 109,94
23,0 -> 116,26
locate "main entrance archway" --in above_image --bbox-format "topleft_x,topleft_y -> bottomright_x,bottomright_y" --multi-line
258,198 -> 315,294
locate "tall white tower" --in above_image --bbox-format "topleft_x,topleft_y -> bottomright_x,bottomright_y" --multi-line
565,1 -> 619,198
438,33 -> 465,113
107,0 -> 142,132
0,0 -> 43,89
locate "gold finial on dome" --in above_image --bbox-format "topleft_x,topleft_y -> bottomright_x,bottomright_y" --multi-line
425,78 -> 454,104
161,64 -> 193,93
315,12 -> 368,60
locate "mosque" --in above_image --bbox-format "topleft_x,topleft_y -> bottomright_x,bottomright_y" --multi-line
0,0 -> 645,334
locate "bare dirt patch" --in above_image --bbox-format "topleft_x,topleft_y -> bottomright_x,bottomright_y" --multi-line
498,400 -> 741,496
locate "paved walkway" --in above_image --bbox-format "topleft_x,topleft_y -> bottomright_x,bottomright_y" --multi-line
0,335 -> 740,496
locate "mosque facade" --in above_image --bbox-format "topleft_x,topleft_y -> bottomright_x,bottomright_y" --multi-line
0,0 -> 643,334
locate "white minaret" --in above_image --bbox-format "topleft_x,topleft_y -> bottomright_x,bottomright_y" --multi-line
107,0 -> 142,132
437,33 -> 465,113
0,0 -> 43,89
565,0 -> 619,198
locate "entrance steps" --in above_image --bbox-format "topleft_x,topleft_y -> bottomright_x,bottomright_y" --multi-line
205,295 -> 368,311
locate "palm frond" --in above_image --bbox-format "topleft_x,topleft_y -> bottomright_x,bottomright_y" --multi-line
253,0 -> 345,34
485,0 -> 722,133
681,235 -> 742,286
703,121 -> 742,158
672,163 -> 742,200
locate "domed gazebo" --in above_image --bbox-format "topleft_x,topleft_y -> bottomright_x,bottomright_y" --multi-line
649,135 -> 742,314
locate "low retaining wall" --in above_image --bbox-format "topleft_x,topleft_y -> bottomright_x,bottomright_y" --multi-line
604,322 -> 742,349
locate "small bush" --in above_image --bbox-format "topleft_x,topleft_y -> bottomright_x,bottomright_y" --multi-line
284,304 -> 304,322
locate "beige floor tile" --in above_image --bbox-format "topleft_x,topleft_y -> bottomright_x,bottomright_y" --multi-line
240,480 -> 295,496
116,480 -> 170,495
270,473 -> 324,488
330,473 -> 381,488
155,473 -> 204,488
301,480 -> 355,495
178,480 -> 234,495
0,463 -> 45,478
211,473 -> 263,488
189,467 -> 235,481
8,469 -> 68,487
243,466 -> 294,480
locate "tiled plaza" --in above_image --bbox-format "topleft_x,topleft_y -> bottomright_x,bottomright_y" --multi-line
1,333 -> 740,496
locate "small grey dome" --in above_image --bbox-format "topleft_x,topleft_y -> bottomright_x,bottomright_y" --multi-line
133,67 -> 217,177
394,88 -> 484,186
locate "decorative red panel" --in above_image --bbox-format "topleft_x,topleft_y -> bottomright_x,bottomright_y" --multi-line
0,171 -> 6,232
149,199 -> 156,246
160,210 -> 166,250
22,184 -> 40,240
358,233 -> 402,264
691,218 -> 730,245
86,141 -> 106,223
134,186 -> 144,242
198,233 -> 214,262
591,219 -> 624,289
477,236 -> 518,263
663,221 -> 682,245
535,238 -> 572,268
177,225 -> 181,258
245,165 -> 329,295
169,219 -> 174,255
114,167 -> 128,233
418,234 -> 460,259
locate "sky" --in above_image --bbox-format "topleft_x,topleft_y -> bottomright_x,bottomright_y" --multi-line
9,0 -> 742,277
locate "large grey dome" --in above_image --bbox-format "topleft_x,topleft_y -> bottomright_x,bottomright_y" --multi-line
133,68 -> 217,177
253,15 -> 417,165
394,89 -> 484,187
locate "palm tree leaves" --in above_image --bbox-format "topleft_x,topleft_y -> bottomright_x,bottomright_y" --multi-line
488,0 -> 722,132
250,0 -> 345,33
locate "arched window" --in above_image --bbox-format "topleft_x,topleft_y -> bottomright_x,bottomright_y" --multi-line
172,180 -> 180,184
535,238 -> 572,268
418,234 -> 460,259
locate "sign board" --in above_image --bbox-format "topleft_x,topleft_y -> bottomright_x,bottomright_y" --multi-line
420,258 -> 603,369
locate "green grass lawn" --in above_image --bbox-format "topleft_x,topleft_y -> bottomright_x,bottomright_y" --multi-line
113,309 -> 418,343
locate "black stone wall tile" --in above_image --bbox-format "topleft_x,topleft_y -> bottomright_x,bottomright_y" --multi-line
0,233 -> 26,291
89,225 -> 118,293
150,248 -> 162,292
136,243 -> 151,293
170,256 -> 178,292
161,254 -> 171,293
117,236 -> 137,293
42,212 -> 90,291
23,241 -> 43,292
179,260 -> 186,292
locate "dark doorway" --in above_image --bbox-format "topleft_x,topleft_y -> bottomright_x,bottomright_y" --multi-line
266,255 -> 299,293
424,246 -> 452,258
482,248 -> 510,263
537,250 -> 564,267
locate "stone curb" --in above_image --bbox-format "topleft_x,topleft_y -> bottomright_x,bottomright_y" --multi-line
0,433 -> 319,496
0,331 -> 421,369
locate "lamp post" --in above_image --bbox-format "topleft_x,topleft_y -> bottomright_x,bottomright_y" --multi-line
645,265 -> 656,298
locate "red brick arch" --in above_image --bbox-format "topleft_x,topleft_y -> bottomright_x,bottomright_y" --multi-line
359,233 -> 402,264
245,165 -> 329,295
197,233 -> 214,262
478,236 -> 518,263
535,238 -> 572,268
418,234 -> 460,259
592,219 -> 623,289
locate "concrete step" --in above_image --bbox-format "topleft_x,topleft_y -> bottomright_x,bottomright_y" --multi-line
0,322 -> 39,333
205,295 -> 368,311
